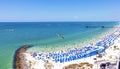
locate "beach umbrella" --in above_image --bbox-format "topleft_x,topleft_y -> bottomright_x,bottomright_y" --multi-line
33,53 -> 37,57
93,58 -> 97,60
96,42 -> 102,46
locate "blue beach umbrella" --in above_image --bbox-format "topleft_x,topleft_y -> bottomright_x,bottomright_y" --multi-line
96,42 -> 102,46
93,58 -> 97,60
33,53 -> 37,57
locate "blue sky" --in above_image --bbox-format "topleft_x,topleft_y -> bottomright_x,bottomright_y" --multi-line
0,0 -> 120,22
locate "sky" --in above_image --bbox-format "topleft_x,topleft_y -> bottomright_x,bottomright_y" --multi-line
0,0 -> 120,22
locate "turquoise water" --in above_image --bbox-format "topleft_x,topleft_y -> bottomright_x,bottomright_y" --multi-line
0,22 -> 118,69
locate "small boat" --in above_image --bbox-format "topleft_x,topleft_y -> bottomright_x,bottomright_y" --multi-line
56,33 -> 64,39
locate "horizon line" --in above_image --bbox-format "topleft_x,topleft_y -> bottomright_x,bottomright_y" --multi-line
0,21 -> 119,23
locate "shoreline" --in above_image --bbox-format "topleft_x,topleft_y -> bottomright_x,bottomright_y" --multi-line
22,25 -> 120,69
12,23 -> 120,69
13,45 -> 32,69
27,24 -> 117,53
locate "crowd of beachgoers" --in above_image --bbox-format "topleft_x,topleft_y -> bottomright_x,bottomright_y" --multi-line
16,25 -> 120,69
30,28 -> 120,64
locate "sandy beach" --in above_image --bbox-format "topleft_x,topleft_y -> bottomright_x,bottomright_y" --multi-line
13,26 -> 120,69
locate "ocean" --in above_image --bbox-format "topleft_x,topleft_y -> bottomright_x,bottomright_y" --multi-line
0,22 -> 119,69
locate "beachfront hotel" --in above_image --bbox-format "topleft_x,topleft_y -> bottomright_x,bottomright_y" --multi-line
14,24 -> 120,69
